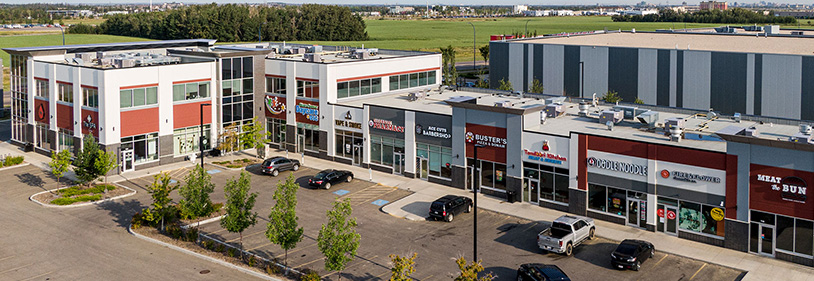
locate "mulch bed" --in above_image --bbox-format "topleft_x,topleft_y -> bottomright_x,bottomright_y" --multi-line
212,158 -> 263,169
33,183 -> 133,206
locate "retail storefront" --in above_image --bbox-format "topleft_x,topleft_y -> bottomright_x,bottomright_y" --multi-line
333,106 -> 364,166
465,123 -> 508,195
265,94 -> 287,148
415,112 -> 453,185
294,99 -> 320,154
522,132 -> 570,211
368,106 -> 406,174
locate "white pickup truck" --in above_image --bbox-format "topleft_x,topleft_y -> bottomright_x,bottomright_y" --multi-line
537,215 -> 596,256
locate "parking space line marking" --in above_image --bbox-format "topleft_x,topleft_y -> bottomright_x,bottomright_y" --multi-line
293,257 -> 324,268
21,271 -> 52,281
274,243 -> 318,258
654,254 -> 668,266
0,263 -> 34,275
226,230 -> 265,242
322,255 -> 377,277
689,263 -> 707,280
246,241 -> 274,251
0,256 -> 14,263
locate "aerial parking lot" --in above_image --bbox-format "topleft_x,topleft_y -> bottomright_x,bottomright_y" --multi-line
174,163 -> 747,281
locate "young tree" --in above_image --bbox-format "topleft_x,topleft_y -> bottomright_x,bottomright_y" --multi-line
94,149 -> 118,184
49,150 -> 72,192
478,45 -> 489,64
317,198 -> 361,281
217,123 -> 240,154
529,79 -> 544,94
389,252 -> 417,281
440,45 -> 458,87
497,78 -> 513,92
147,172 -> 179,231
603,90 -> 622,103
265,173 -> 304,270
179,165 -> 216,228
239,117 -> 269,159
220,171 -> 258,259
73,135 -> 102,185
453,257 -> 495,281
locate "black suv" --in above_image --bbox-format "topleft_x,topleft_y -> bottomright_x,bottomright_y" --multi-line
611,239 -> 655,271
516,263 -> 570,281
261,157 -> 300,177
428,195 -> 472,222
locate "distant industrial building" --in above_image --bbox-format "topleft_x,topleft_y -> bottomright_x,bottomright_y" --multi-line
47,10 -> 94,18
700,1 -> 728,10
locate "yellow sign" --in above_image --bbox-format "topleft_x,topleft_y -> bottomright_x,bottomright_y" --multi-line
710,207 -> 725,221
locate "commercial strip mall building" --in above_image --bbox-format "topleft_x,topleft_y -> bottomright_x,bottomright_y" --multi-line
4,31 -> 814,266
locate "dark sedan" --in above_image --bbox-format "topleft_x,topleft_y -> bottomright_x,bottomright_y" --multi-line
516,263 -> 570,281
261,157 -> 300,177
611,239 -> 655,271
428,195 -> 472,222
308,169 -> 353,189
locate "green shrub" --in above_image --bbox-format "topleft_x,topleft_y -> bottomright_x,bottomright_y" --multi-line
300,271 -> 320,281
240,159 -> 252,163
51,194 -> 102,205
201,239 -> 214,250
215,243 -> 225,253
184,227 -> 199,242
132,211 -> 144,229
227,248 -> 236,258
214,161 -> 230,165
166,225 -> 183,239
266,263 -> 281,275
227,164 -> 242,168
248,255 -> 257,267
58,184 -> 116,197
2,156 -> 24,167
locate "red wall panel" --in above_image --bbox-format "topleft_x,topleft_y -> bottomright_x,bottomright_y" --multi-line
725,154 -> 738,219
750,164 -> 814,220
34,98 -> 49,124
173,101 -> 212,129
56,103 -> 73,131
121,107 -> 159,137
294,99 -> 319,126
465,123 -> 507,163
80,109 -> 99,137
578,134 -> 587,190
265,95 -> 286,119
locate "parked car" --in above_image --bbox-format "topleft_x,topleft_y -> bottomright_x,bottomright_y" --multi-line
260,156 -> 300,176
537,215 -> 595,256
428,195 -> 472,222
308,169 -> 353,189
611,239 -> 654,271
516,263 -> 571,281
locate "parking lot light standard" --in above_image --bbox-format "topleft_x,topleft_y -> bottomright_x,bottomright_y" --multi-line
472,143 -> 485,262
200,103 -> 211,168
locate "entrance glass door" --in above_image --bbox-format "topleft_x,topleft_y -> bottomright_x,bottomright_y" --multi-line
628,199 -> 647,228
751,223 -> 775,257
526,179 -> 539,203
352,145 -> 362,166
394,153 -> 404,174
121,149 -> 134,173
417,157 -> 429,180
658,204 -> 678,236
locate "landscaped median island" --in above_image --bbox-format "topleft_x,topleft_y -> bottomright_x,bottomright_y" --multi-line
33,183 -> 132,206
212,158 -> 260,169
0,155 -> 25,168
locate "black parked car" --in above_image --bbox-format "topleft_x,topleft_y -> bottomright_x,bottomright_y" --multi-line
308,169 -> 353,189
261,157 -> 300,177
516,263 -> 570,281
611,239 -> 655,271
428,195 -> 473,222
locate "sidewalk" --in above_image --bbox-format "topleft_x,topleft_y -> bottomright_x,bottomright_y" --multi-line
260,149 -> 814,281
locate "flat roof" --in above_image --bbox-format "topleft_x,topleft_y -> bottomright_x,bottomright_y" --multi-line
3,39 -> 216,55
518,32 -> 814,56
339,88 -> 807,152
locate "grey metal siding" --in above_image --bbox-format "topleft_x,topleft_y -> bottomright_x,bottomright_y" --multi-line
676,51 -> 683,108
542,45 -> 564,95
761,54 -> 802,120
563,45 -> 581,97
754,54 -> 762,115
489,42 -> 509,89
532,44 -> 544,86
746,54 -> 755,115
682,51 -> 711,111
801,56 -> 814,121
580,46 -> 609,99
608,47 -> 639,102
657,50 -> 671,106
508,43 -> 525,93
638,49 -> 658,104
710,52 -> 747,115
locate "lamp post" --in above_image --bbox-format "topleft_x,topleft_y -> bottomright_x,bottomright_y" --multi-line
471,143 -> 486,262
579,61 -> 584,98
468,22 -> 476,73
525,19 -> 531,37
199,103 -> 211,168
57,25 -> 65,45
259,22 -> 268,43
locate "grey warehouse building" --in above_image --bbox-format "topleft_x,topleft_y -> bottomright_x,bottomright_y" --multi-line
489,31 -> 814,121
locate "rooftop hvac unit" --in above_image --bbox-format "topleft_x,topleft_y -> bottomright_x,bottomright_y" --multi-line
115,58 -> 135,68
599,110 -> 623,124
714,26 -> 736,33
745,127 -> 759,137
494,101 -> 512,107
635,111 -> 660,128
96,51 -> 106,59
291,47 -> 306,54
351,49 -> 371,59
578,101 -> 590,117
545,103 -> 564,118
765,25 -> 780,34
545,96 -> 567,105
303,53 -> 322,63
407,92 -> 425,101
800,124 -> 812,135
791,132 -> 813,144
792,31 -> 805,36
283,46 -> 293,54
269,44 -> 280,53
75,53 -> 93,61
368,48 -> 379,56
744,25 -> 763,32
540,111 -> 547,124
307,45 -> 323,53
664,117 -> 686,130
612,105 -> 638,120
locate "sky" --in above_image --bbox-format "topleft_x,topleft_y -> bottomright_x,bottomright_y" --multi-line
0,0 -> 787,6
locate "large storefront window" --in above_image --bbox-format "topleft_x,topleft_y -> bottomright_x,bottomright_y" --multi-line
222,57 -> 254,126
57,129 -> 74,153
337,77 -> 382,98
678,201 -> 725,237
416,143 -> 452,179
752,210 -> 813,257
121,133 -> 159,164
267,118 -> 286,145
588,184 -> 646,216
120,86 -> 158,108
35,123 -> 50,150
389,70 -> 436,91
173,81 -> 210,101
371,135 -> 405,167
297,123 -> 319,152
266,77 -> 286,95
10,55 -> 29,143
468,158 -> 507,192
523,162 -> 569,204
173,125 -> 210,156
335,130 -> 363,159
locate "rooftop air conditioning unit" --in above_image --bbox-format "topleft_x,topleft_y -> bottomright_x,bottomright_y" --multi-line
494,101 -> 512,107
800,124 -> 812,135
545,96 -> 567,105
307,45 -> 323,53
96,51 -> 106,60
291,47 -> 306,54
613,105 -> 639,120
745,127 -> 759,137
115,58 -> 135,68
599,110 -> 623,124
636,111 -> 660,128
368,48 -> 379,56
545,103 -> 564,118
791,132 -> 813,144
792,31 -> 804,36
665,117 -> 686,142
578,101 -> 590,117
75,53 -> 93,61
303,53 -> 322,63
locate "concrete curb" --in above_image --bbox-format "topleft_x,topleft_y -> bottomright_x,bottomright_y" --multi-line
206,162 -> 246,172
127,224 -> 282,281
0,162 -> 30,172
181,215 -> 224,229
29,182 -> 137,208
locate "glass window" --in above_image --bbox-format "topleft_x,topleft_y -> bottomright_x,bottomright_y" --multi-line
82,87 -> 98,108
243,57 -> 253,78
400,74 -> 408,89
554,174 -> 569,203
173,84 -> 185,101
243,78 -> 254,94
232,79 -> 241,96
372,78 -> 382,93
199,82 -> 210,98
588,184 -> 606,212
751,210 -> 775,225
777,215 -> 795,252
540,172 -> 554,201
607,187 -> 625,216
371,140 -> 382,164
441,150 -> 452,178
349,80 -> 360,97
419,71 -> 428,86
480,161 -> 493,189
796,219 -> 813,256
146,87 -> 158,105
186,83 -> 199,99
361,79 -> 371,95
233,58 -> 242,79
337,82 -> 349,98
428,71 -> 437,84
383,144 -> 394,166
58,83 -> 73,103
409,73 -> 419,88
389,75 -> 399,90
120,89 -> 132,108
36,80 -> 48,98
494,163 -> 506,190
133,88 -> 145,106
223,80 -> 233,96
222,58 -> 232,80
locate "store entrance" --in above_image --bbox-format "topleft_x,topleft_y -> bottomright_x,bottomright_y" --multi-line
120,149 -> 134,173
352,145 -> 362,166
628,199 -> 646,228
417,157 -> 428,180
393,152 -> 404,175
657,204 -> 679,236
523,178 -> 539,203
297,135 -> 305,153
751,222 -> 775,257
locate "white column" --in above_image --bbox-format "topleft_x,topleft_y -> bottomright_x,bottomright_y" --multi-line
48,64 -> 57,131
73,67 -> 82,138
404,111 -> 416,174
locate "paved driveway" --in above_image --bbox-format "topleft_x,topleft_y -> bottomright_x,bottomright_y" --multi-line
0,164 -> 264,281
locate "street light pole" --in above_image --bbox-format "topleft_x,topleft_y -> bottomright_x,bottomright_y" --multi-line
468,22 -> 476,73
57,25 -> 65,45
579,61 -> 584,98
525,19 -> 531,37
472,143 -> 485,262
200,103 -> 211,169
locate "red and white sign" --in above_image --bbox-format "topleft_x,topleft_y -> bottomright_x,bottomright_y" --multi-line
369,118 -> 404,133
666,210 -> 676,220
750,164 -> 814,220
466,123 -> 507,163
657,209 -> 665,218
